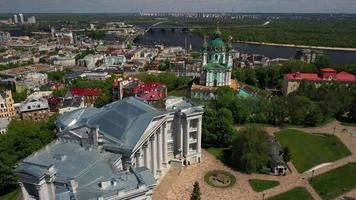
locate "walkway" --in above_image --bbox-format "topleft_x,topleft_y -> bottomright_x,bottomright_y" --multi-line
153,121 -> 356,200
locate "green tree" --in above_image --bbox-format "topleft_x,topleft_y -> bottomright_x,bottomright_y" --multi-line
230,126 -> 269,173
202,108 -> 236,148
315,55 -> 331,68
12,89 -> 27,103
0,118 -> 55,194
283,146 -> 291,162
286,95 -> 324,126
190,181 -> 201,200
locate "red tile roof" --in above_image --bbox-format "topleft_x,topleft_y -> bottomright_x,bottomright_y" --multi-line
284,69 -> 356,82
70,87 -> 102,96
320,68 -> 336,72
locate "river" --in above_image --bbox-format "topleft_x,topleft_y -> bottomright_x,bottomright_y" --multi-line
134,29 -> 356,65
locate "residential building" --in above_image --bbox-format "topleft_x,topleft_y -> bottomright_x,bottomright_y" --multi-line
78,54 -> 104,69
27,16 -> 36,24
58,96 -> 85,114
0,31 -> 11,42
65,87 -> 102,107
0,118 -> 10,134
13,14 -> 18,24
104,55 -> 126,66
19,13 -> 24,24
14,96 -> 203,200
113,77 -> 167,103
52,55 -> 76,66
0,90 -> 16,118
24,72 -> 48,87
27,91 -> 53,100
295,49 -> 324,64
282,68 -> 356,95
19,98 -> 50,121
79,71 -> 111,81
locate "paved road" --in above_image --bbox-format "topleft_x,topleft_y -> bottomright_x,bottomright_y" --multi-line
153,120 -> 356,200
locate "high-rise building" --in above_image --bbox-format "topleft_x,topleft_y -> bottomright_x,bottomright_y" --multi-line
13,14 -> 18,24
51,27 -> 55,39
19,13 -> 24,24
27,16 -> 36,24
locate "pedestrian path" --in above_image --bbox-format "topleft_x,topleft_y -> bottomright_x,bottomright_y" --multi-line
153,121 -> 356,200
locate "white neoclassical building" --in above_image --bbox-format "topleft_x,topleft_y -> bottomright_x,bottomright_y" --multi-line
14,96 -> 204,200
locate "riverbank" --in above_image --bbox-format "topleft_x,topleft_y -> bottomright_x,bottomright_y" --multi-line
238,41 -> 356,52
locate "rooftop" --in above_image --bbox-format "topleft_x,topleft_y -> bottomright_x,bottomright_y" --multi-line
14,140 -> 155,200
69,87 -> 102,97
56,97 -> 163,152
284,68 -> 356,82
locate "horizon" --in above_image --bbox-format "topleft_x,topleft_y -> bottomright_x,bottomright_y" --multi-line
1,0 -> 356,14
1,12 -> 356,15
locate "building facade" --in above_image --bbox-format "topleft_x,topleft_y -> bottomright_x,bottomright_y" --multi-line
14,97 -> 203,200
66,87 -> 102,107
113,77 -> 167,103
191,28 -> 237,100
282,68 -> 356,95
295,49 -> 324,64
19,98 -> 50,121
0,90 -> 16,119
24,72 -> 48,86
199,29 -> 234,87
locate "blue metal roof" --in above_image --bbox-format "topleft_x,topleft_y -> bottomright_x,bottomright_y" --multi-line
14,140 -> 155,200
56,97 -> 164,151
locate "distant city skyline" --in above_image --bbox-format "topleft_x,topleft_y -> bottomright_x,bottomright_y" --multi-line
0,0 -> 356,14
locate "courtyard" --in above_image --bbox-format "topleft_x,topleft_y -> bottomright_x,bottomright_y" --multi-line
153,120 -> 356,200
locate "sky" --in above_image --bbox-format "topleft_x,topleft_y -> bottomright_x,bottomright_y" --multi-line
1,0 -> 356,13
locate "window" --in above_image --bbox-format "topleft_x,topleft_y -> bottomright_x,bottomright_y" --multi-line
189,119 -> 198,128
189,131 -> 197,140
189,143 -> 197,152
167,131 -> 173,141
167,142 -> 173,153
166,121 -> 172,130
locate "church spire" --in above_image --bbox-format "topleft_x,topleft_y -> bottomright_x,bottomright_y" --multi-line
213,21 -> 222,38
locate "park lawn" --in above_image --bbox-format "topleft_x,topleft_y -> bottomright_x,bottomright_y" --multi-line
0,189 -> 20,200
309,163 -> 356,200
268,187 -> 313,200
275,129 -> 351,173
249,179 -> 280,192
207,147 -> 223,160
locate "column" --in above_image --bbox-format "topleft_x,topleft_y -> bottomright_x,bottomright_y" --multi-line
197,117 -> 202,153
139,149 -> 144,167
176,114 -> 183,157
162,123 -> 168,166
183,119 -> 189,157
150,135 -> 157,177
143,142 -> 149,168
135,150 -> 141,168
156,128 -> 162,172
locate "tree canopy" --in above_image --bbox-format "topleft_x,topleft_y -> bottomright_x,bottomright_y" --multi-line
0,116 -> 56,195
230,126 -> 269,173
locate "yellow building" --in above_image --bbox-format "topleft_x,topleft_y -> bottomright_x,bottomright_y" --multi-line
0,90 -> 16,118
